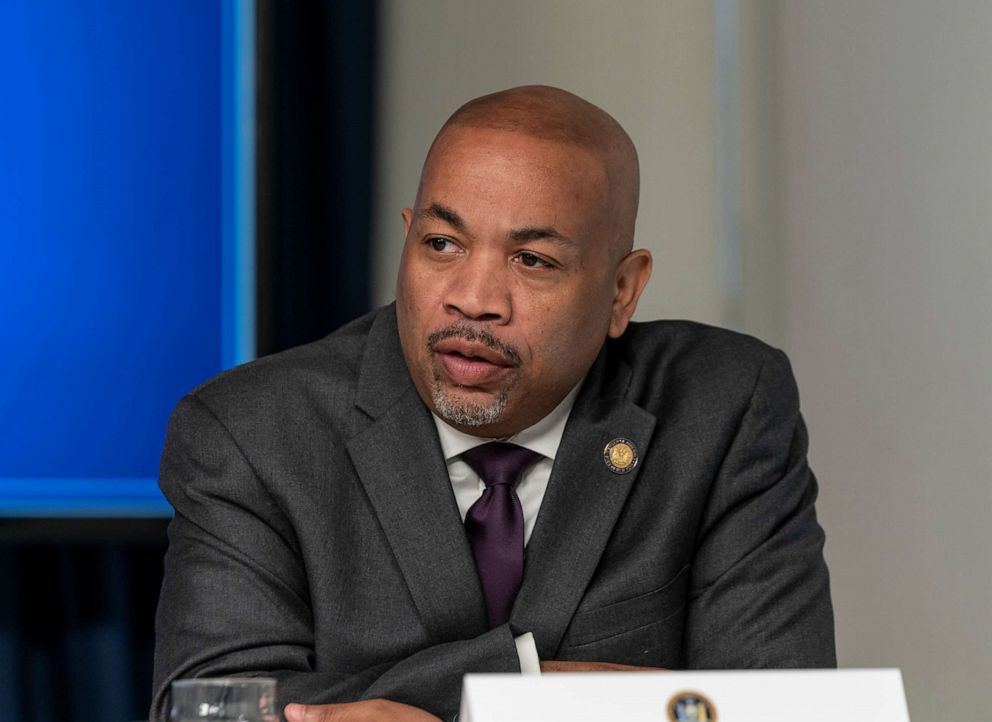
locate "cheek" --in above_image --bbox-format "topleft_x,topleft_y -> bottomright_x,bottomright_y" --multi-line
397,263 -> 436,322
543,291 -> 613,359
526,300 -> 604,369
396,266 -> 432,354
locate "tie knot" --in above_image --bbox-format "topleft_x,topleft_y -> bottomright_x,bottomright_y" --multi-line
461,442 -> 542,488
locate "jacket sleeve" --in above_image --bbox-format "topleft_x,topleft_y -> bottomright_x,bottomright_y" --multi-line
150,395 -> 518,722
683,348 -> 836,668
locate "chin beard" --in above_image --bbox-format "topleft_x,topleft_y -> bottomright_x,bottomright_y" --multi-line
425,323 -> 521,428
431,374 -> 511,427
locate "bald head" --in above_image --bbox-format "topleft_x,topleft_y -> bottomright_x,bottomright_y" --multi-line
424,85 -> 640,254
397,86 -> 653,436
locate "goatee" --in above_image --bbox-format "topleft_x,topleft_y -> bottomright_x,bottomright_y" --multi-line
426,324 -> 520,427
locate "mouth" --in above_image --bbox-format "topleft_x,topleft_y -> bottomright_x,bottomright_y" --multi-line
428,328 -> 520,387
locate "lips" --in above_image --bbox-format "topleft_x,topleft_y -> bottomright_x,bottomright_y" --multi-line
432,338 -> 516,386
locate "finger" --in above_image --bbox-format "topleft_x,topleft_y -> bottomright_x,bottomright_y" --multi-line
284,703 -> 308,722
285,703 -> 338,722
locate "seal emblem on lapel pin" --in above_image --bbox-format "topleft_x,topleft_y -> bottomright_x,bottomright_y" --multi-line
603,438 -> 637,474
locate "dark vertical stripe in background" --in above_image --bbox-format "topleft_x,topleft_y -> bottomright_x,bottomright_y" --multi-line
0,2 -> 377,719
257,0 -> 377,355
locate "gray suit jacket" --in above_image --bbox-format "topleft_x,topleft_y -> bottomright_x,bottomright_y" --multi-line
152,305 -> 834,721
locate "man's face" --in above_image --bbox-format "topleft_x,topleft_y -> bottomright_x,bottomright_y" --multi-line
396,126 -> 633,437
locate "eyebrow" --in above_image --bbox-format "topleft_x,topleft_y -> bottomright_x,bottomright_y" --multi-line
415,202 -> 574,246
507,226 -> 572,245
415,203 -> 466,232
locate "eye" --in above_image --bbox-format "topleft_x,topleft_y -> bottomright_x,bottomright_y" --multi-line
427,236 -> 459,253
514,251 -> 554,269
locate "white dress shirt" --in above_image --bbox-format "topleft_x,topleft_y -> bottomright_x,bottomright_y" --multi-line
430,382 -> 582,675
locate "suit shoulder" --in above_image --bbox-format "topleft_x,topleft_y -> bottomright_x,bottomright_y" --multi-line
613,320 -> 794,409
181,308 -> 379,419
619,319 -> 783,365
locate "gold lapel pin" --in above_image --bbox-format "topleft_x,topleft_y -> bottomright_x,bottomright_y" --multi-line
603,438 -> 638,474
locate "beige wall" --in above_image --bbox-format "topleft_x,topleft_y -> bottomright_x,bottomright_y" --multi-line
372,0 -> 722,325
743,2 -> 992,720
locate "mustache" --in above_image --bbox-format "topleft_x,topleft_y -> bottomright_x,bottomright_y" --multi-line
426,324 -> 522,365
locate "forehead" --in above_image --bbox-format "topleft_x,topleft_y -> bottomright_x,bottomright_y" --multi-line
417,127 -> 610,227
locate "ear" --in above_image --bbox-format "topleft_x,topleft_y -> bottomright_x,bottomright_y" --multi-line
607,249 -> 653,338
401,208 -> 414,238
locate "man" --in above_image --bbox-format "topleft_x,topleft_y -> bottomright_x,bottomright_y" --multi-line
152,86 -> 834,722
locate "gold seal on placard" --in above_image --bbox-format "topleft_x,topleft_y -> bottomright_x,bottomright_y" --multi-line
667,690 -> 717,722
603,438 -> 637,474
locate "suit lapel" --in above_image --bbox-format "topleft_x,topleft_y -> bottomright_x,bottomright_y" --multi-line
346,308 -> 488,641
512,349 -> 656,657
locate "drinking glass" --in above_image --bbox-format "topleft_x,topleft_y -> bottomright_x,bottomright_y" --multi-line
170,677 -> 278,722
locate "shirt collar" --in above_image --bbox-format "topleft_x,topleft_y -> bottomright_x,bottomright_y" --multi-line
431,382 -> 583,463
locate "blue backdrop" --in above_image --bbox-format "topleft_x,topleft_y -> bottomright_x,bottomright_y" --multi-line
0,1 -> 240,515
0,2 -> 376,720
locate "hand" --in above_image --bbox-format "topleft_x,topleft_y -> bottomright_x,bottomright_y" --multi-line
540,660 -> 665,672
283,699 -> 443,722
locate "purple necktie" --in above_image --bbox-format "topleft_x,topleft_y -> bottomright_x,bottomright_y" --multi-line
461,442 -> 542,628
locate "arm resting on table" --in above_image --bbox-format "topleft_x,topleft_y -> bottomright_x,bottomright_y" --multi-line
151,396 -> 520,722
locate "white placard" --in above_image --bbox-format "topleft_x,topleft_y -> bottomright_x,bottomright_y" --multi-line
460,669 -> 910,722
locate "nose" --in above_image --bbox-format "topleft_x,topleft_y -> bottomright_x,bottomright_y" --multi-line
443,250 -> 511,323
